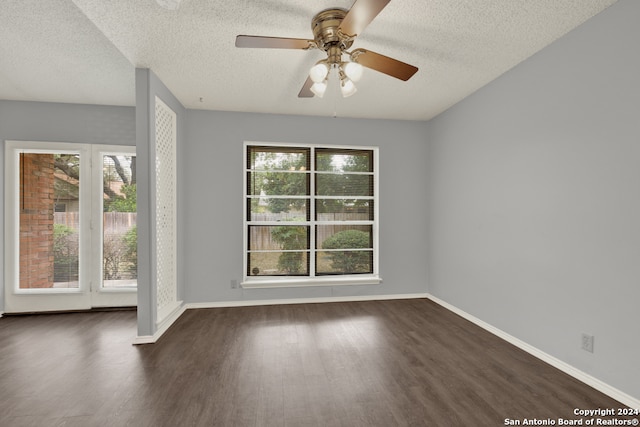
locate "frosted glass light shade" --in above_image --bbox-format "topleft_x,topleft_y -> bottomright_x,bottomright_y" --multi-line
311,81 -> 328,98
343,62 -> 363,82
340,78 -> 357,98
309,63 -> 329,83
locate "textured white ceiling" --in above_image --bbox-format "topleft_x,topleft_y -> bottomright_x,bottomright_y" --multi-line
0,0 -> 618,120
0,0 -> 134,107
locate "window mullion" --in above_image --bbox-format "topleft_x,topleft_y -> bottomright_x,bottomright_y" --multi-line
310,146 -> 316,277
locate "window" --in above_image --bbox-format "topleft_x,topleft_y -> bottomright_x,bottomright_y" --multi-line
243,143 -> 380,287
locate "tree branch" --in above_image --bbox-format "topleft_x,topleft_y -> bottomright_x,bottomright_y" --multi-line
108,155 -> 130,185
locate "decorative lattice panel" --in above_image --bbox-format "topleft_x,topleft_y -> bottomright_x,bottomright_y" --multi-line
154,97 -> 177,315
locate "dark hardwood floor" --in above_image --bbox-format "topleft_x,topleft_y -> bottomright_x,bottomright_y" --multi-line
0,299 -> 635,426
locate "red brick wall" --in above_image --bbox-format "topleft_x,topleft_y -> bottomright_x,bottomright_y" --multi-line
19,153 -> 55,289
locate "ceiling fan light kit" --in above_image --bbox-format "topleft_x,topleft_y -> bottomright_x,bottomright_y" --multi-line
308,60 -> 363,98
235,0 -> 418,98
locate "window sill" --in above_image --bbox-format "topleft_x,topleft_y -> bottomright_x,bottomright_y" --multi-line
13,288 -> 84,295
241,276 -> 382,289
98,287 -> 137,293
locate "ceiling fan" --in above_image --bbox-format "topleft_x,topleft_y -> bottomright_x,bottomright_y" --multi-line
235,0 -> 418,98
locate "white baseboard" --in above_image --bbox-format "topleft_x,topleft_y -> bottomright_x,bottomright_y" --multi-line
132,334 -> 156,345
425,293 -> 640,409
185,293 -> 430,310
132,294 -> 426,344
133,302 -> 187,345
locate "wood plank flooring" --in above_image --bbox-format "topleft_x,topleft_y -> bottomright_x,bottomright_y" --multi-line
0,299 -> 635,426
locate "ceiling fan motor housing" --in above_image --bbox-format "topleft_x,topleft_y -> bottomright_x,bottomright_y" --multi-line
312,8 -> 354,53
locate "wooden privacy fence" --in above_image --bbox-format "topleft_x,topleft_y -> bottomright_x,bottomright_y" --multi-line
250,212 -> 370,250
55,212 -> 137,235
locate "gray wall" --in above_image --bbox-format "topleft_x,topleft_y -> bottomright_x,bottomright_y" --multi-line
0,100 -> 135,313
183,111 -> 429,303
426,0 -> 640,399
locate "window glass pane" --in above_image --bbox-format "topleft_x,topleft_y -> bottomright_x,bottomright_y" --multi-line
316,173 -> 373,197
102,154 -> 137,288
316,251 -> 373,275
248,147 -> 309,171
317,224 -> 373,275
248,171 -> 308,196
20,153 -> 80,289
317,225 -> 373,250
316,199 -> 373,221
315,149 -> 372,172
248,251 -> 309,276
247,198 -> 308,221
249,225 -> 309,251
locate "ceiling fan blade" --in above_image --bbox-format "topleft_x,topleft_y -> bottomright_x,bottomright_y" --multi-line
352,48 -> 418,81
235,35 -> 314,50
298,76 -> 315,98
339,0 -> 390,37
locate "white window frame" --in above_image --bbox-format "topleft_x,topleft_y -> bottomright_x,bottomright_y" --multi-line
242,142 -> 381,288
90,145 -> 138,308
5,141 -> 91,296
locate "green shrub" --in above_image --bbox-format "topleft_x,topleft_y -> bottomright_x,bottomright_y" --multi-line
106,184 -> 137,212
103,234 -> 125,280
270,225 -> 307,274
53,224 -> 75,254
322,230 -> 371,273
123,226 -> 137,274
53,223 -> 79,281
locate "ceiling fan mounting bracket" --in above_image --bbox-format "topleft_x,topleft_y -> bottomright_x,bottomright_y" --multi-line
349,49 -> 364,61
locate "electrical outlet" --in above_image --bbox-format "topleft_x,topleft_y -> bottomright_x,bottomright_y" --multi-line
231,279 -> 238,289
581,333 -> 594,353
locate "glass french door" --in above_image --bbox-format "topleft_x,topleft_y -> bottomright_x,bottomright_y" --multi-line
4,141 -> 136,313
91,146 -> 137,307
